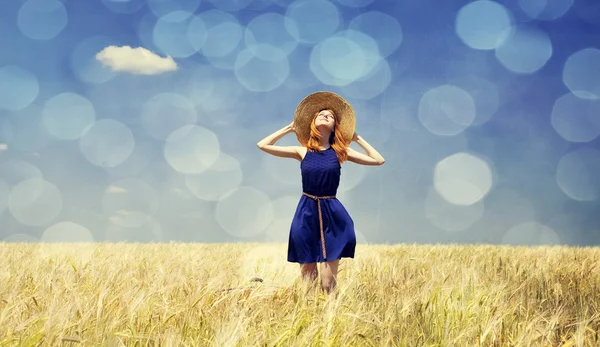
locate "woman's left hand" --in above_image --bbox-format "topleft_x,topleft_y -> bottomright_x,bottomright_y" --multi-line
352,132 -> 359,142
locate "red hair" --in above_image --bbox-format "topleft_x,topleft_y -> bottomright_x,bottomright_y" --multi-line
306,109 -> 349,163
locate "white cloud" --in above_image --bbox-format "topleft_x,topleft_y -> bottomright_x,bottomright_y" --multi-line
96,45 -> 177,75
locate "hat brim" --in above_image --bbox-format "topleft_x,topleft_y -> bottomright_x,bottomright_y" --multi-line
293,91 -> 356,146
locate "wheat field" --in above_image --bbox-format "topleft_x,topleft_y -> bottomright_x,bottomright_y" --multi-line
1,242 -> 599,346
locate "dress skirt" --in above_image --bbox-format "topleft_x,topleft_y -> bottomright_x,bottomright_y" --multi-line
287,194 -> 356,264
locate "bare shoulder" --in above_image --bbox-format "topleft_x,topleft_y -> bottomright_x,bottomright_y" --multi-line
296,146 -> 308,160
346,147 -> 360,157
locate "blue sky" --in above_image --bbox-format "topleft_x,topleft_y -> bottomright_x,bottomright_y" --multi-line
0,0 -> 599,246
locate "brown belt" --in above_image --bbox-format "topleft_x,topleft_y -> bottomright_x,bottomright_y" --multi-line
302,192 -> 336,260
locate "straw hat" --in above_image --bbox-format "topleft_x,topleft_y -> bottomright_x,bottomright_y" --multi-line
293,91 -> 356,146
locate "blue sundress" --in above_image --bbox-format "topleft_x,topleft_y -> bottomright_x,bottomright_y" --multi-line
287,147 -> 356,264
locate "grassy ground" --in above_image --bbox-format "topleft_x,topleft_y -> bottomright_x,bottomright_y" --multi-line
0,242 -> 599,346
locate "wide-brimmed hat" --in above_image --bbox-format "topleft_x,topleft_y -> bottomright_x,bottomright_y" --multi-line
293,91 -> 356,146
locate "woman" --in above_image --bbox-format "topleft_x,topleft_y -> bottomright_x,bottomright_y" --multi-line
257,91 -> 385,295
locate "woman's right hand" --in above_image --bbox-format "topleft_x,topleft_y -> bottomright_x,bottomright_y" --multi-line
285,121 -> 295,133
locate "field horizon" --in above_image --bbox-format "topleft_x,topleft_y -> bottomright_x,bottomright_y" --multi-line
1,242 -> 599,346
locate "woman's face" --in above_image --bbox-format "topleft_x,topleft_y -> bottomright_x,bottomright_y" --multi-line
314,110 -> 335,131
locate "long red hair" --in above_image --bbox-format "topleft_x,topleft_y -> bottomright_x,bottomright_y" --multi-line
306,109 -> 349,163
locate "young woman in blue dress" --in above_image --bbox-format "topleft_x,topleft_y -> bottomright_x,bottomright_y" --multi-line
257,91 -> 385,295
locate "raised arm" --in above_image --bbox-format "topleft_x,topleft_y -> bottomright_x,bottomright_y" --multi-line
257,122 -> 302,161
346,133 -> 385,166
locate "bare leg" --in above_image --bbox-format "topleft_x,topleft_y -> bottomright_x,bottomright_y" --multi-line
299,262 -> 318,292
319,259 -> 340,295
